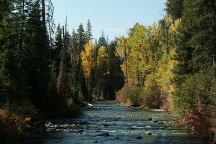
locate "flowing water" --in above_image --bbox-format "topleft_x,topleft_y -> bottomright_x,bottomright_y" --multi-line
43,101 -> 205,144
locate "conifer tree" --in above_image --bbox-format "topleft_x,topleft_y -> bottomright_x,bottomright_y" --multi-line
166,0 -> 183,20
86,19 -> 92,41
23,1 -> 50,109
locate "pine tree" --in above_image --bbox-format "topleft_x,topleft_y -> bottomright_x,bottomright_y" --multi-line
23,1 -> 50,109
0,0 -> 11,103
2,0 -> 32,102
53,24 -> 63,75
166,0 -> 183,20
175,0 -> 216,78
106,41 -> 124,99
77,23 -> 86,51
86,19 -> 92,41
57,27 -> 71,98
76,23 -> 88,101
97,33 -> 107,47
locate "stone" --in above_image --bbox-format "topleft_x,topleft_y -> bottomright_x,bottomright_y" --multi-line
148,118 -> 152,121
158,122 -> 164,125
153,120 -> 159,123
145,125 -> 151,128
98,132 -> 110,137
136,136 -> 143,139
145,131 -> 152,135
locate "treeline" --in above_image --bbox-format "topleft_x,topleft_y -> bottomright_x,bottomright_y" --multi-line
0,0 -> 124,137
53,21 -> 124,115
116,0 -> 216,137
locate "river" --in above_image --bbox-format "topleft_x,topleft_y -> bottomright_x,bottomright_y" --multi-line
39,101 -> 206,144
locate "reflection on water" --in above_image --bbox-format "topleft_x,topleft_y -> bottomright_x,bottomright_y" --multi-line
42,101 -> 205,144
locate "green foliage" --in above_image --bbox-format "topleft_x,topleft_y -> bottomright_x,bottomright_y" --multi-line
78,92 -> 85,104
176,71 -> 212,112
166,0 -> 183,20
24,1 -> 50,109
87,35 -> 124,100
141,74 -> 161,108
66,98 -> 74,109
209,78 -> 216,130
127,88 -> 141,107
116,84 -> 140,107
116,20 -> 180,109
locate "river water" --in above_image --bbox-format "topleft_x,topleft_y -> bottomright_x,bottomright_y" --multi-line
43,101 -> 205,144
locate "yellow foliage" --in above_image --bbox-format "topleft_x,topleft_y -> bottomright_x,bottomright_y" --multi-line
81,41 -> 94,79
170,18 -> 182,33
97,46 -> 107,65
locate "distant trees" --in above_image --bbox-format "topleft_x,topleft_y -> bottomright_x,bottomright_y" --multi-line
49,19 -> 125,114
79,32 -> 124,100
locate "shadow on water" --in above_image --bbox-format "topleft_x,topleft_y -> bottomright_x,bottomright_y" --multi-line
14,101 -> 207,144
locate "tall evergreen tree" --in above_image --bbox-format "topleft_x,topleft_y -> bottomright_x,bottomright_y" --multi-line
23,1 -> 50,109
106,41 -> 124,99
53,24 -> 63,75
2,0 -> 32,102
76,24 -> 88,100
86,19 -> 92,41
166,0 -> 183,20
175,0 -> 216,79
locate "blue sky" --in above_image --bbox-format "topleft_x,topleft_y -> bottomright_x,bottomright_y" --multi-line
53,0 -> 166,40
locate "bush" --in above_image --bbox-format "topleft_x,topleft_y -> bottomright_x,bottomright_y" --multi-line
116,84 -> 141,106
141,75 -> 161,108
0,107 -> 31,138
64,98 -> 79,117
210,79 -> 216,130
176,72 -> 212,112
78,90 -> 85,105
176,70 -> 214,136
116,84 -> 130,104
128,87 -> 141,107
117,77 -> 161,108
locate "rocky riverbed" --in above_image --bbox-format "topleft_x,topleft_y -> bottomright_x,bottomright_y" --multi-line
42,101 -> 205,144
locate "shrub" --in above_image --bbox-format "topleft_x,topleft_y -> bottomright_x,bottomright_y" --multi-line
116,84 -> 130,104
176,72 -> 212,113
128,87 -> 141,107
176,70 -> 214,136
78,90 -> 85,105
0,107 -> 31,138
141,75 -> 161,108
64,98 -> 79,117
116,84 -> 141,106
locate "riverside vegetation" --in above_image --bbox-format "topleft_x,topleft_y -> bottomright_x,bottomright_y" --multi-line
0,0 -> 215,143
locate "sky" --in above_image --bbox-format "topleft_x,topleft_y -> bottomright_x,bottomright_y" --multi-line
52,0 -> 167,40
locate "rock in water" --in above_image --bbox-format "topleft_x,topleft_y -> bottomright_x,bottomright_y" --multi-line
145,125 -> 151,128
98,132 -> 110,137
148,118 -> 152,121
84,102 -> 94,107
136,136 -> 143,139
153,120 -> 159,123
145,131 -> 152,135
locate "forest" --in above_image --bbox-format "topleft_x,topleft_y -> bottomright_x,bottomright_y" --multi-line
0,0 -> 215,143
